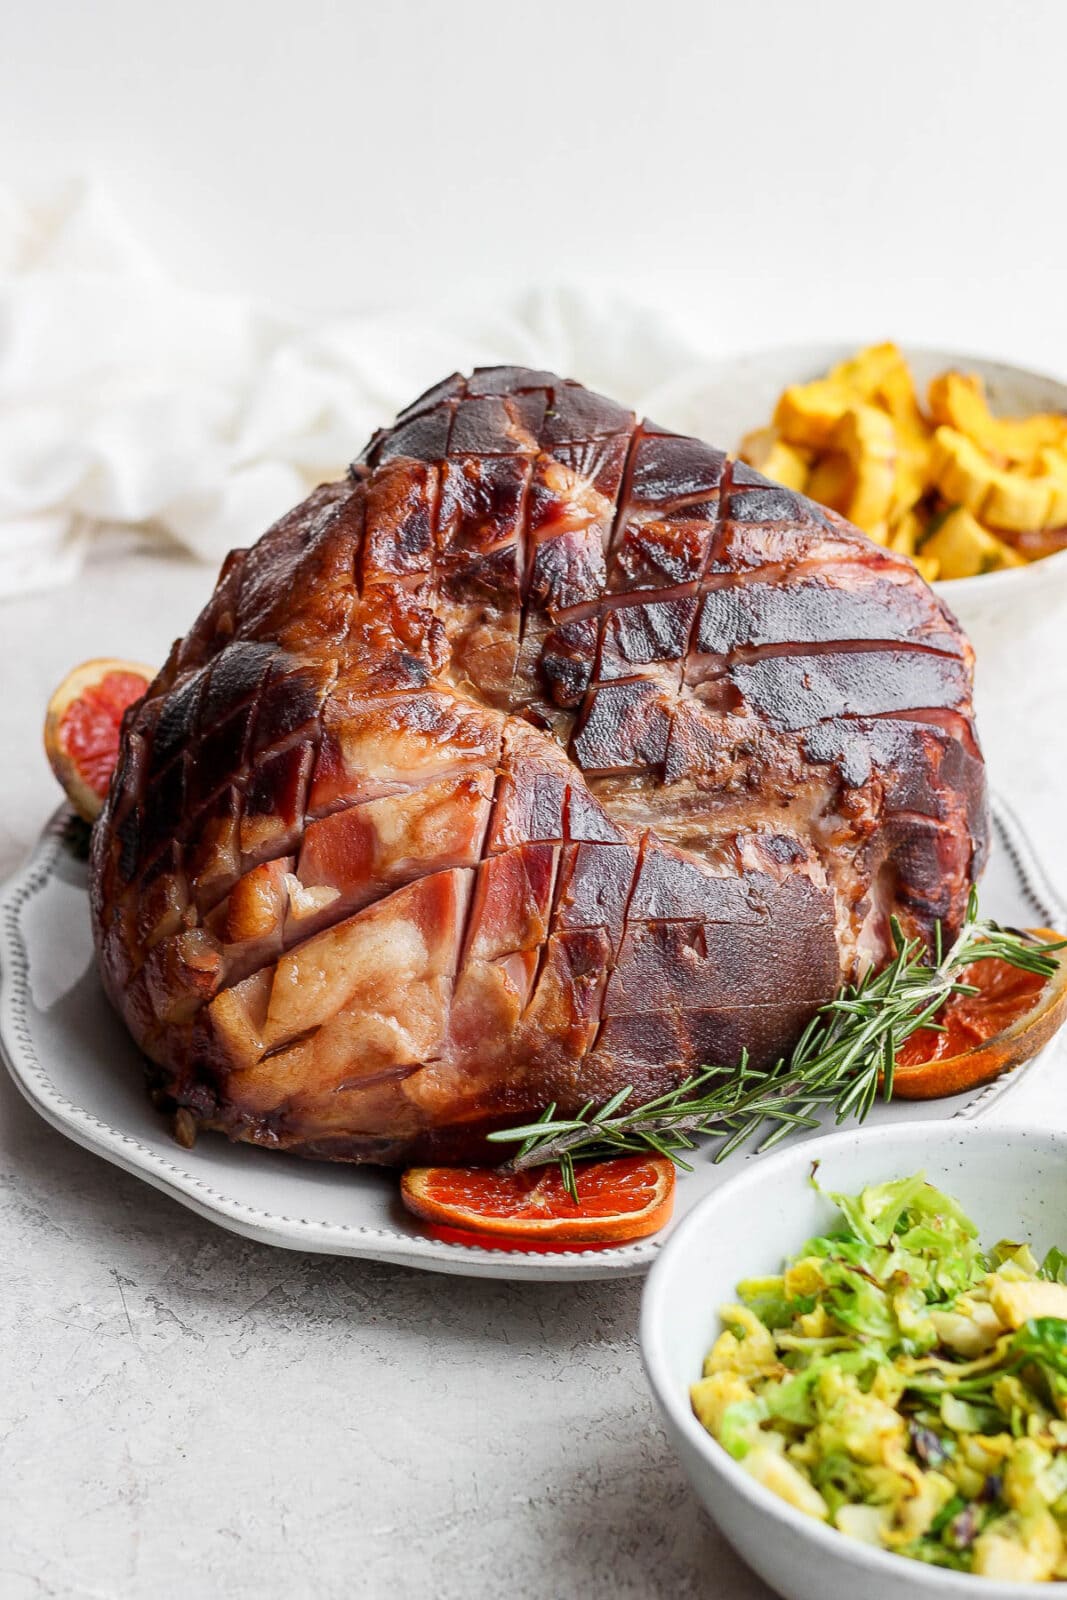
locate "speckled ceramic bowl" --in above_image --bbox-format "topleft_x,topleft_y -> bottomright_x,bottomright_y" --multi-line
642,345 -> 1067,667
641,1121 -> 1067,1600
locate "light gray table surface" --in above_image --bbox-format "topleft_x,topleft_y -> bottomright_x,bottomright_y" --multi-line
3,537 -> 1066,1600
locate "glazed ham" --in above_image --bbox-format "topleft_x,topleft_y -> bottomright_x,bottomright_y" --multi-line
90,368 -> 989,1164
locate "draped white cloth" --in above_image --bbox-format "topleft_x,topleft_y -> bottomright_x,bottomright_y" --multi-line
0,183 -> 707,597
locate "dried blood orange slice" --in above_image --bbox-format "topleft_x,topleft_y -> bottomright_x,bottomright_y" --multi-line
893,931 -> 1067,1099
400,1154 -> 675,1243
44,658 -> 155,822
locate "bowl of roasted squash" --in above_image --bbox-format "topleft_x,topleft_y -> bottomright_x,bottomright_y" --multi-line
658,343 -> 1067,646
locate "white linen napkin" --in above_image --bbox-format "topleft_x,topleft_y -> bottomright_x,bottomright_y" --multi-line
0,183 -> 703,598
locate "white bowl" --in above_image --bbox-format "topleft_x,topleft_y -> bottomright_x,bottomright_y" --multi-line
643,344 -> 1067,665
641,1121 -> 1067,1600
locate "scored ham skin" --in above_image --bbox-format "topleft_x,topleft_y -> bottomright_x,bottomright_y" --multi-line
90,367 -> 989,1165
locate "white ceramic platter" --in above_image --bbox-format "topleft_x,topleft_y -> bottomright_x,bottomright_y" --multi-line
1,795 -> 1063,1282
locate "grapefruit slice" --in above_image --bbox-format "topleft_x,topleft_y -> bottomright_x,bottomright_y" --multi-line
400,1154 -> 675,1244
893,931 -> 1067,1099
44,658 -> 155,822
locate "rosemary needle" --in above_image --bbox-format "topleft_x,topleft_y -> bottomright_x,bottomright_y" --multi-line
487,893 -> 1065,1200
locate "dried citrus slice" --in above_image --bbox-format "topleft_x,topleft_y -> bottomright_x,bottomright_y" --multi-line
893,932 -> 1067,1100
400,1154 -> 675,1243
44,658 -> 155,823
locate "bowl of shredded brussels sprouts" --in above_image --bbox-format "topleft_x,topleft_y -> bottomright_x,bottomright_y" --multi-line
641,1121 -> 1067,1599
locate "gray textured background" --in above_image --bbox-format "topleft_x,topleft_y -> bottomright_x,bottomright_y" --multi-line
3,1068 -> 757,1598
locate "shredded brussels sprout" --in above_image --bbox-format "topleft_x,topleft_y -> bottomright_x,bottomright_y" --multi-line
692,1174 -> 1067,1579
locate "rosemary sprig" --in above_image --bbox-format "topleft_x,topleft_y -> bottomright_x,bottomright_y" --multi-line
487,891 -> 1065,1199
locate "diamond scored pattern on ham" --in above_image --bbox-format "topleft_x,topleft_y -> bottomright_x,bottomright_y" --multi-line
90,369 -> 989,1165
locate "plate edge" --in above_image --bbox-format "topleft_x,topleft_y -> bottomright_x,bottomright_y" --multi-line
957,792 -> 1067,1121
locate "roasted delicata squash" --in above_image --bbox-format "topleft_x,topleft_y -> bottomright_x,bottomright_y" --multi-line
740,343 -> 1067,581
928,371 -> 1067,466
829,341 -> 907,399
804,450 -> 853,515
828,405 -> 897,535
929,429 -> 1067,533
737,428 -> 811,491
832,342 -> 926,437
922,507 -> 1026,579
888,511 -> 940,584
773,380 -> 853,451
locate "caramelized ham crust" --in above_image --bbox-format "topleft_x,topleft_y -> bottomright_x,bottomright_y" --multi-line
90,368 -> 989,1164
